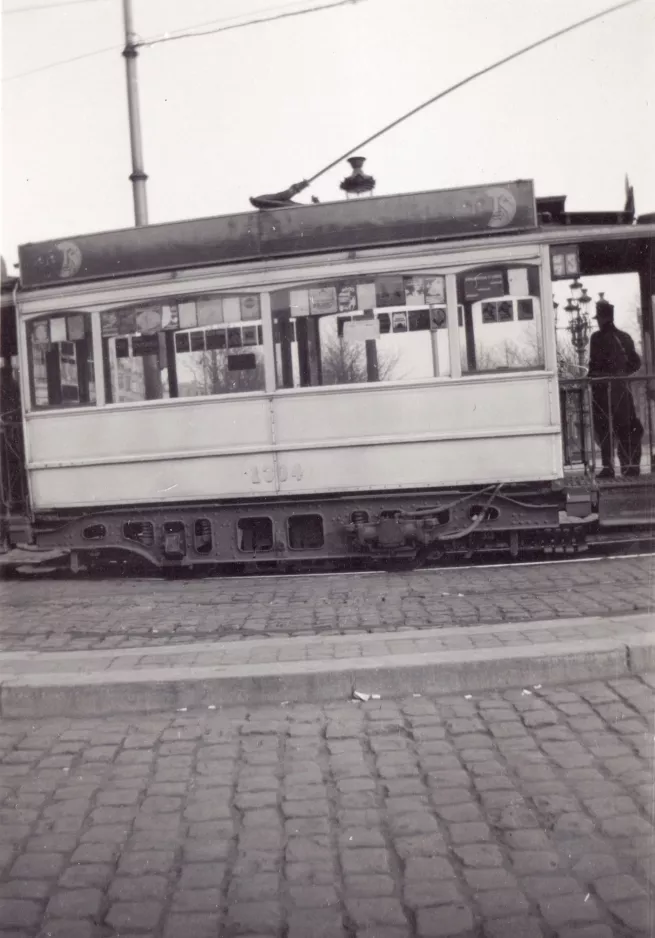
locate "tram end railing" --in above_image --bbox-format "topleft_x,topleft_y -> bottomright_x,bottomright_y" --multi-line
559,372 -> 655,481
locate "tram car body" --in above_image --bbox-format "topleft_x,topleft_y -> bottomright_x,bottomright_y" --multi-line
1,178 -> 654,571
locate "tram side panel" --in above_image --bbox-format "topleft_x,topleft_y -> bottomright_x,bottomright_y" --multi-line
25,373 -> 561,511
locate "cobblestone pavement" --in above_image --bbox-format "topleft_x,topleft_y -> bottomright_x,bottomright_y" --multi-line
0,556 -> 653,653
0,676 -> 654,937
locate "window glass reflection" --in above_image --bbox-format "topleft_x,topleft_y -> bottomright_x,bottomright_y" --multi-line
272,274 -> 451,389
457,265 -> 544,373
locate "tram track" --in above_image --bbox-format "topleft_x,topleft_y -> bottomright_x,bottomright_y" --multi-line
1,541 -> 651,655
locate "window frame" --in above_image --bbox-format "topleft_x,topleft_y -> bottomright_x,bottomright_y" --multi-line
455,261 -> 546,376
96,290 -> 270,407
24,311 -> 99,412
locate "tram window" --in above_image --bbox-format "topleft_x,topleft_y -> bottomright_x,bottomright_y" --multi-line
174,296 -> 265,397
100,302 -> 179,403
27,314 -> 96,409
103,332 -> 171,403
457,264 -> 544,374
100,293 -> 266,403
271,275 -> 451,389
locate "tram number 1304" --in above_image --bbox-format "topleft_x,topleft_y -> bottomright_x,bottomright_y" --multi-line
248,463 -> 304,485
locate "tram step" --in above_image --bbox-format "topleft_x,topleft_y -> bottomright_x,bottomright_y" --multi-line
0,545 -> 70,567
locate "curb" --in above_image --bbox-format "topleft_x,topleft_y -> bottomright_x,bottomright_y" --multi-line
1,625 -> 652,718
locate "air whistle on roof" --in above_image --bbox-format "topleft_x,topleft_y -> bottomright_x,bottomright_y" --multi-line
340,156 -> 376,197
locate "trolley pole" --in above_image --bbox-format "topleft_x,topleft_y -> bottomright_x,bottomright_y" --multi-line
122,0 -> 148,226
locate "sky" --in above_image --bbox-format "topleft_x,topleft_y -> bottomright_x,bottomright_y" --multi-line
2,0 -> 654,293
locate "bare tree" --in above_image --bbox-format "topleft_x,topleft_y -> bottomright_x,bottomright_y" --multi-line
181,349 -> 265,396
320,335 -> 403,385
475,327 -> 545,371
556,337 -> 586,378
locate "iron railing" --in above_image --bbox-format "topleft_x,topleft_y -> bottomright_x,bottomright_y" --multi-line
559,373 -> 655,478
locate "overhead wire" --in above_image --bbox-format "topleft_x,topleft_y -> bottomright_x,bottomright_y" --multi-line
2,43 -> 118,81
137,0 -> 367,48
2,0 -> 366,81
138,0 -> 357,44
303,0 -> 643,186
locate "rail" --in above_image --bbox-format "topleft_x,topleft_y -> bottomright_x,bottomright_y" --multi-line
559,372 -> 655,479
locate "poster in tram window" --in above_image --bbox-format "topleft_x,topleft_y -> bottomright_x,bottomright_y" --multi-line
409,309 -> 430,331
32,322 -> 50,344
178,301 -> 197,329
197,296 -> 224,326
356,282 -> 376,310
376,275 -> 404,308
132,334 -> 160,356
309,286 -> 338,315
290,290 -> 310,317
425,276 -> 446,305
337,284 -> 357,313
343,319 -> 380,342
429,306 -> 447,331
162,304 -> 180,330
101,311 -> 117,337
508,268 -> 529,296
222,297 -> 241,323
497,301 -> 513,322
68,315 -> 85,341
240,295 -> 260,321
242,326 -> 258,346
135,307 -> 163,334
392,311 -> 408,333
464,270 -> 505,302
481,302 -> 497,324
50,317 -> 68,343
404,276 -> 425,305
101,309 -> 137,336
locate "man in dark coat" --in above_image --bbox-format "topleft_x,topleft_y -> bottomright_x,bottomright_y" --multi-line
588,297 -> 643,478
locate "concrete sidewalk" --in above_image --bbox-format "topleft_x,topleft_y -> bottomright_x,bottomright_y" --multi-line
0,612 -> 652,718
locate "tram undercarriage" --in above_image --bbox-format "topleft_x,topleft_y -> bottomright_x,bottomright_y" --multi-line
0,480 -> 602,575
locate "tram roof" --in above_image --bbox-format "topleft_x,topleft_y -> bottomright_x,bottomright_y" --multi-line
16,178 -> 654,290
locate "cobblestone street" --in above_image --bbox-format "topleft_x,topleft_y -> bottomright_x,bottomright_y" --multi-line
0,675 -> 653,937
0,555 -> 652,652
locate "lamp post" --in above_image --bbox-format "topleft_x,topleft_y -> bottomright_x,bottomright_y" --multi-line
563,279 -> 592,368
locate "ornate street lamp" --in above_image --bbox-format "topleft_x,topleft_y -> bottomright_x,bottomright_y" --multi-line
563,279 -> 591,368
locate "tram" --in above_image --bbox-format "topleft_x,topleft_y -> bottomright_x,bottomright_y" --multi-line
1,170 -> 654,573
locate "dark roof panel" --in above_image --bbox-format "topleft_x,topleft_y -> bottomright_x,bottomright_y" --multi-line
18,180 -> 536,289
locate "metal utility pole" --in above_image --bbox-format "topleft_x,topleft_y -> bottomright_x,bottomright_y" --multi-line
122,0 -> 148,226
121,0 -> 162,399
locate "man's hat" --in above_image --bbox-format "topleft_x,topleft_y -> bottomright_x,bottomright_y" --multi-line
594,297 -> 614,320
